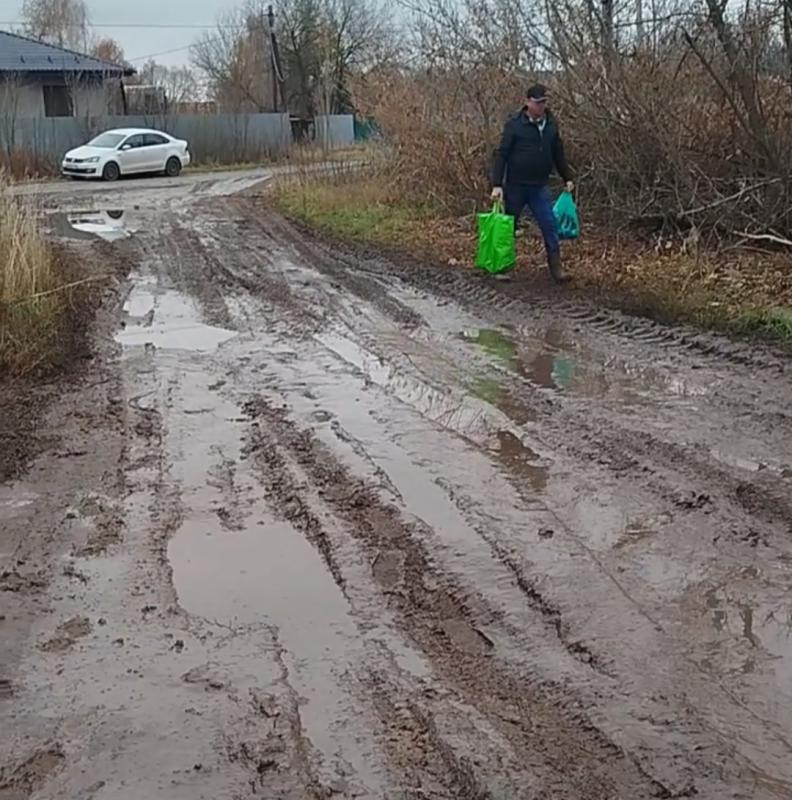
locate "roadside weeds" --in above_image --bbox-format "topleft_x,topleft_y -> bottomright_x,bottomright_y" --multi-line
0,183 -> 129,479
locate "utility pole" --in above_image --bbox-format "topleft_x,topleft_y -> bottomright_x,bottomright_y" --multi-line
635,0 -> 645,49
784,0 -> 792,83
601,0 -> 614,73
267,5 -> 279,112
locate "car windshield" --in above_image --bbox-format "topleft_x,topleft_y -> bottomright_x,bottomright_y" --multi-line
87,133 -> 126,148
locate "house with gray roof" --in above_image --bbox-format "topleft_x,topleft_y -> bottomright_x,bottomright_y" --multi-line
0,30 -> 135,119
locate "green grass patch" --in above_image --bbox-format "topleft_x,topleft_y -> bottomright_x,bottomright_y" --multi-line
735,307 -> 792,341
275,180 -> 429,246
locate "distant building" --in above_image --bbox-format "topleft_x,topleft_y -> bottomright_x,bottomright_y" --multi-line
124,84 -> 168,115
0,29 -> 134,118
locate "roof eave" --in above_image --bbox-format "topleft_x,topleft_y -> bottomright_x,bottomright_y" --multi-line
0,66 -> 136,77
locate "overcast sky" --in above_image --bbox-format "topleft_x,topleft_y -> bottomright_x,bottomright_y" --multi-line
0,0 -> 230,66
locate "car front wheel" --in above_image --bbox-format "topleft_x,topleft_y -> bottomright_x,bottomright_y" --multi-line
165,157 -> 182,178
102,161 -> 120,182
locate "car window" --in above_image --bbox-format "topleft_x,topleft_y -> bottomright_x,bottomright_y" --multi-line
88,133 -> 125,148
122,134 -> 145,149
144,133 -> 169,146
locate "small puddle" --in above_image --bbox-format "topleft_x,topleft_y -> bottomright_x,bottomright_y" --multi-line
47,209 -> 136,242
117,321 -> 236,351
116,284 -> 236,352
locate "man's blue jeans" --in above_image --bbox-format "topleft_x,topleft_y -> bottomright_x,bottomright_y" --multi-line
504,183 -> 559,257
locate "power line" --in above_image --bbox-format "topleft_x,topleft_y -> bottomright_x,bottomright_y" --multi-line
127,45 -> 196,62
0,20 -> 239,29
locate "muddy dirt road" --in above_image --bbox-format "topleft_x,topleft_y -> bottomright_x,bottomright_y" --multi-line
2,172 -> 792,800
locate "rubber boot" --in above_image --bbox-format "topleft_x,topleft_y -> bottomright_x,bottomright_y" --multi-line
548,251 -> 570,284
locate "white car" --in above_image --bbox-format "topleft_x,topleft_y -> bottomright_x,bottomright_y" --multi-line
62,128 -> 191,181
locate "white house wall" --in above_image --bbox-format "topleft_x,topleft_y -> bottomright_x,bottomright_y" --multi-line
0,79 -> 110,119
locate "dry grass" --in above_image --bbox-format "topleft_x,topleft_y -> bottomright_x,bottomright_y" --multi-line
0,149 -> 58,181
0,181 -> 69,375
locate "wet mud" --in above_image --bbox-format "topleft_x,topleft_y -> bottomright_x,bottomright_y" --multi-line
2,172 -> 792,799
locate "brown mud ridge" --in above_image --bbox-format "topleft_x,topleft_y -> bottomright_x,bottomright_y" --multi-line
2,182 -> 792,800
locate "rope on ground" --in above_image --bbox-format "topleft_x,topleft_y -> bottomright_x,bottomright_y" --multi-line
1,274 -> 113,307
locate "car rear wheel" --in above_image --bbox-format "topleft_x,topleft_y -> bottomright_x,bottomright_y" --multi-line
165,157 -> 182,178
102,161 -> 120,182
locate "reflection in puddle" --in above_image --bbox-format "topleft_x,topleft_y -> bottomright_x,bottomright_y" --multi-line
116,283 -> 236,352
462,328 -> 575,391
699,574 -> 792,682
117,321 -> 236,351
460,325 -> 717,407
48,209 -> 135,242
494,430 -> 548,493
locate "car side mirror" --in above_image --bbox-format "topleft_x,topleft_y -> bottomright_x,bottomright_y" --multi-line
120,144 -> 132,151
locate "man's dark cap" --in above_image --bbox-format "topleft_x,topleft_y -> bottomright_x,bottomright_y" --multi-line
526,83 -> 549,101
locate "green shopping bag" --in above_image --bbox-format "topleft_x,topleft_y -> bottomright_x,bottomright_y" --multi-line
475,202 -> 515,274
553,191 -> 580,241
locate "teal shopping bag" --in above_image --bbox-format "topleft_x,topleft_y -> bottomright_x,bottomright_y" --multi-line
475,202 -> 516,274
553,191 -> 580,241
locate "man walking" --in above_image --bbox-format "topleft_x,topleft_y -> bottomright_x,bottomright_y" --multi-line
491,84 -> 574,283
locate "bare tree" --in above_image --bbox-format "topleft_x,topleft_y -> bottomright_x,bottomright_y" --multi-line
21,0 -> 90,51
91,37 -> 125,64
192,1 -> 274,112
279,0 -> 323,116
192,0 -> 392,115
134,60 -> 200,108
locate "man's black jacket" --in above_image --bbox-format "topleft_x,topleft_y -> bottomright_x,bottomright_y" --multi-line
491,110 -> 571,187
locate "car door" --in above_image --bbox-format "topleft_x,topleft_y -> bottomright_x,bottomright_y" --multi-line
117,134 -> 146,174
143,133 -> 171,172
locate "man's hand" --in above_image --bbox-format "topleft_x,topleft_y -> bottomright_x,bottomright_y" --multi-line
491,187 -> 504,202
565,181 -> 575,193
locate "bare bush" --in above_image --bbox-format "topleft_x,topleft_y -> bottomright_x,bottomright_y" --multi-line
354,0 -> 792,242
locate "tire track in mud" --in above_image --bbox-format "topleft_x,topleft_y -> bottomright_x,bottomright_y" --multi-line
267,208 -> 789,376
114,229 -> 381,798
201,203 -> 792,795
251,209 -> 792,541
242,396 -> 669,800
219,205 -> 792,454
369,684 -> 493,800
433,477 -> 612,675
222,201 -> 425,330
109,211 -> 502,798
